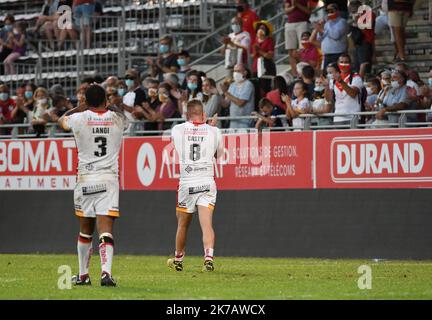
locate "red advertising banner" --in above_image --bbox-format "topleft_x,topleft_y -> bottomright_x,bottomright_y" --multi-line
122,131 -> 314,190
0,138 -> 78,190
3,129 -> 432,190
315,128 -> 432,188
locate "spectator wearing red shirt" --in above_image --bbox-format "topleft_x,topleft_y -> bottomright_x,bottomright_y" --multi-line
284,0 -> 311,60
266,76 -> 290,111
289,31 -> 320,76
252,20 -> 275,76
252,20 -> 276,96
349,0 -> 376,77
236,0 -> 259,51
0,84 -> 16,135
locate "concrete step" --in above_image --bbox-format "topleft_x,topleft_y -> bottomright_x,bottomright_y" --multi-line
376,37 -> 432,46
376,54 -> 432,64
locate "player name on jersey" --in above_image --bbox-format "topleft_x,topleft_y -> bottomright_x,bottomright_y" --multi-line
92,127 -> 110,134
188,136 -> 204,142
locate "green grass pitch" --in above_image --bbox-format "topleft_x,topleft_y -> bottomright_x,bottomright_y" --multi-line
1,254 -> 432,299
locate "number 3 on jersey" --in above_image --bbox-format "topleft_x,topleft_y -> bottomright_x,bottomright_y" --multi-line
190,143 -> 201,161
94,137 -> 107,157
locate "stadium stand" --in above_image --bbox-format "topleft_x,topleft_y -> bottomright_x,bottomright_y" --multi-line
0,0 -> 431,139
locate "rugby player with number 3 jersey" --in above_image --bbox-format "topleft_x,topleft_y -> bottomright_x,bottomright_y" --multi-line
168,99 -> 224,272
58,85 -> 128,286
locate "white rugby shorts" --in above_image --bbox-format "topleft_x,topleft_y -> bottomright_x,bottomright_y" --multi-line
74,179 -> 120,218
176,180 -> 217,214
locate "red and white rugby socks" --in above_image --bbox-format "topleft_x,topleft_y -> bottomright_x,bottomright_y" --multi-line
99,233 -> 114,276
204,248 -> 214,261
77,233 -> 93,279
175,251 -> 185,262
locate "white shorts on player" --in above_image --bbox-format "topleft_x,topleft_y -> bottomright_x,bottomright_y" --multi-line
74,179 -> 120,218
176,180 -> 217,214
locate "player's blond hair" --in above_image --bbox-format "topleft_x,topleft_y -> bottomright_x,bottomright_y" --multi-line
186,99 -> 204,120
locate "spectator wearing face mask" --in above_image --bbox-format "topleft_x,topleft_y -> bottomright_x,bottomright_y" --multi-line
220,63 -> 255,129
236,0 -> 259,47
31,87 -> 52,137
252,20 -> 275,78
312,75 -> 333,127
222,16 -> 251,71
116,80 -> 127,98
10,83 -> 37,126
176,49 -> 192,88
147,35 -> 179,83
315,3 -> 348,70
0,84 -> 16,134
121,68 -> 147,122
363,77 -> 382,124
178,70 -> 204,118
185,70 -> 204,101
0,14 -> 15,75
283,80 -> 312,131
374,70 -> 410,127
141,82 -> 178,132
252,20 -> 276,97
325,54 -> 363,127
3,22 -> 27,75
289,31 -> 320,77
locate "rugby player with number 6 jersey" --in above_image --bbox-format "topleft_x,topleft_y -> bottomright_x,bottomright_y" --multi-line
168,99 -> 224,272
58,85 -> 128,287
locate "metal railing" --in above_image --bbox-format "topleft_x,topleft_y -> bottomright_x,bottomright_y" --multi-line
1,109 -> 432,139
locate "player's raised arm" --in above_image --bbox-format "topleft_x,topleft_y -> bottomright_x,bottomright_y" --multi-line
58,103 -> 88,131
215,127 -> 224,160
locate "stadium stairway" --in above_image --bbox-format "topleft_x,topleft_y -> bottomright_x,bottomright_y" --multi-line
373,0 -> 432,80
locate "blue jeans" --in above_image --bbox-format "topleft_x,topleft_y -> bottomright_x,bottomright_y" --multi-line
74,3 -> 95,28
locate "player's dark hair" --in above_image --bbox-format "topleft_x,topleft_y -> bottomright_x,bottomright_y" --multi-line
85,84 -> 106,108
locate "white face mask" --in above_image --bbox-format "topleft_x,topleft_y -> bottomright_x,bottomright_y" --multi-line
366,87 -> 373,95
382,79 -> 391,87
233,72 -> 244,83
327,73 -> 334,80
391,80 -> 400,89
231,24 -> 241,33
329,79 -> 335,90
38,98 -> 48,105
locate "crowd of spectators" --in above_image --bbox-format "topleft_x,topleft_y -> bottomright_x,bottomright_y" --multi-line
0,0 -> 105,75
1,0 -> 432,135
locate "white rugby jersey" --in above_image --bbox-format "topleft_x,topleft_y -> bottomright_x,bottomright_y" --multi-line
64,109 -> 128,178
171,121 -> 223,183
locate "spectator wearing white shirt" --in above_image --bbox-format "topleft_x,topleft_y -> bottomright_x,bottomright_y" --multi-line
283,80 -> 312,130
222,17 -> 251,72
325,54 -> 363,126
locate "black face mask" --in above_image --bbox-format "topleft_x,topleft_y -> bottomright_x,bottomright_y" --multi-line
237,5 -> 245,12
